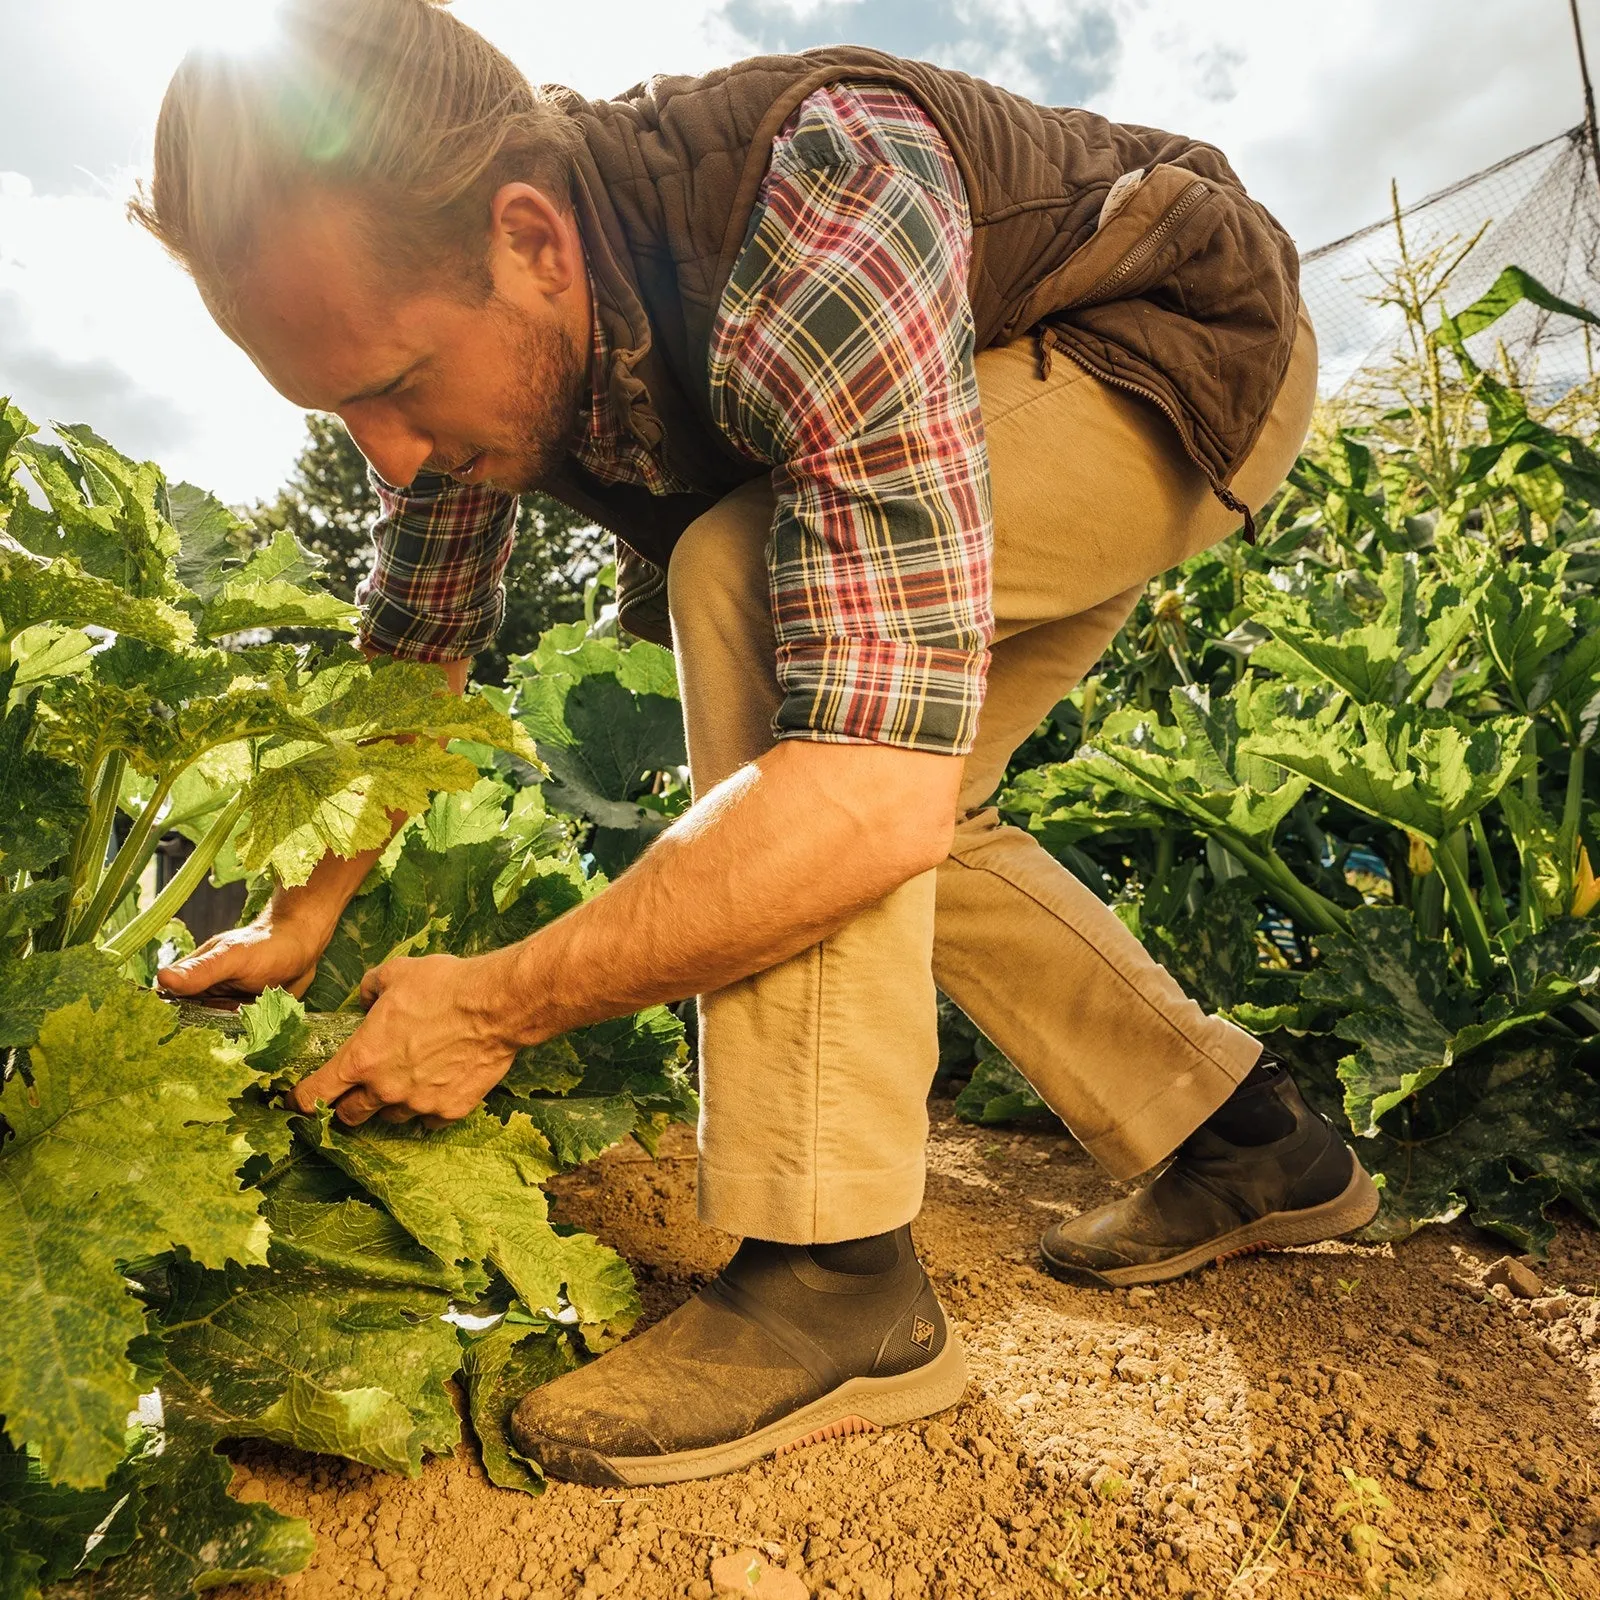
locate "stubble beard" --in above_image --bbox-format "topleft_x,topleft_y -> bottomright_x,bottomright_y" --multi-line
484,301 -> 588,495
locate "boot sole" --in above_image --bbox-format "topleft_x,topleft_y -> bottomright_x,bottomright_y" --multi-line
1041,1158 -> 1381,1289
528,1329 -> 969,1487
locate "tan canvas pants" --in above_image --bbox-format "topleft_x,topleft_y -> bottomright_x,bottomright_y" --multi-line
667,305 -> 1319,1243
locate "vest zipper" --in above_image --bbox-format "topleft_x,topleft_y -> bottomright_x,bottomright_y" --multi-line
1078,179 -> 1210,306
1035,178 -> 1258,541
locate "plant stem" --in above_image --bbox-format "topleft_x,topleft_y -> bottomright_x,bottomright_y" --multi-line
1433,829 -> 1496,987
38,754 -> 123,951
1213,831 -> 1351,939
1558,743 -> 1587,913
1469,813 -> 1512,933
100,791 -> 248,963
71,769 -> 176,946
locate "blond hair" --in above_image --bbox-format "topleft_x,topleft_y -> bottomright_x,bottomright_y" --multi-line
129,0 -> 580,306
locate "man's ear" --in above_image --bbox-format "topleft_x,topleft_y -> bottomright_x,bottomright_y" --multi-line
487,182 -> 577,298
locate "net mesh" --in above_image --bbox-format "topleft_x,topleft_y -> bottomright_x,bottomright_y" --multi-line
1300,124 -> 1600,396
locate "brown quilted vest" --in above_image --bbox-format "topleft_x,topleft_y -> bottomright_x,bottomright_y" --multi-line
539,47 -> 1301,643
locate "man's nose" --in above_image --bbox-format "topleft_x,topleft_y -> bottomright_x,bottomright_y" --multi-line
342,411 -> 432,489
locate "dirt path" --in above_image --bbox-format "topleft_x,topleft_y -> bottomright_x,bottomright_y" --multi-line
220,1104 -> 1600,1600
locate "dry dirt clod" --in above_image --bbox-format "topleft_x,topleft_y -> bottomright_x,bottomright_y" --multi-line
1485,1256 -> 1546,1299
708,1549 -> 806,1598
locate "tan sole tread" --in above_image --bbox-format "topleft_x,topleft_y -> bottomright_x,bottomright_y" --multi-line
1045,1159 -> 1381,1289
600,1330 -> 969,1487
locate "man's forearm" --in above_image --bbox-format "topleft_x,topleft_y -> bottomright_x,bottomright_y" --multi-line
495,740 -> 963,1045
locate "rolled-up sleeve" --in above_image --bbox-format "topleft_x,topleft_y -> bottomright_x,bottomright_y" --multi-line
356,471 -> 519,662
708,85 -> 993,756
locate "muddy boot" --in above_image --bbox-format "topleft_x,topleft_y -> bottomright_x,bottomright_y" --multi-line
1040,1061 -> 1379,1287
510,1225 -> 967,1485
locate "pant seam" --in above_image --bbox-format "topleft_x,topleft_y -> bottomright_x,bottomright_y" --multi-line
942,847 -> 1252,1078
809,939 -> 824,1241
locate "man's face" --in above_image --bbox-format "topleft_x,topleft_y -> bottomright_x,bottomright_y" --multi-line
221,187 -> 589,494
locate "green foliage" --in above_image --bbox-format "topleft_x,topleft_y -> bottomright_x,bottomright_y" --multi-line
0,990 -> 266,1488
0,408 -> 694,1596
980,264 -> 1600,1253
506,587 -> 689,875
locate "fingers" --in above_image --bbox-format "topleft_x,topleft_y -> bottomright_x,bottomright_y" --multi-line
290,1035 -> 368,1114
378,1104 -> 414,1124
332,1082 -> 386,1127
358,964 -> 389,1009
157,939 -> 241,996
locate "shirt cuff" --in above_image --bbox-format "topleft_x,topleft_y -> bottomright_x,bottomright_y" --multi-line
774,638 -> 989,755
357,586 -> 506,663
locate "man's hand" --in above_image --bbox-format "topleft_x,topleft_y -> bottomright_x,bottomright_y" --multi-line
158,907 -> 330,999
290,949 -> 522,1126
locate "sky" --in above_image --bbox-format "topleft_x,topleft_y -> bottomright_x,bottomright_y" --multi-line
0,0 -> 1592,505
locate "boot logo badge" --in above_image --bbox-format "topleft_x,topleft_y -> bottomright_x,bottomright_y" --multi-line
911,1317 -> 935,1351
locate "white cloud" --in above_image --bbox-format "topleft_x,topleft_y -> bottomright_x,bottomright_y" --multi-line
0,0 -> 1591,502
1089,0 -> 1580,251
0,172 -> 306,504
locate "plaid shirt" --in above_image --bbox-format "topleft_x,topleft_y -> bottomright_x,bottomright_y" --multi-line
359,82 -> 993,755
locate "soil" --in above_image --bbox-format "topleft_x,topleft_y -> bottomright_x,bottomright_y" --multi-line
218,1102 -> 1600,1600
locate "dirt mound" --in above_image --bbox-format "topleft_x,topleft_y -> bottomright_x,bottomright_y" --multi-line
218,1107 -> 1600,1600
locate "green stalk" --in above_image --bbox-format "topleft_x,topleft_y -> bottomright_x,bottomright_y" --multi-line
1519,727 -> 1544,933
1211,830 -> 1351,939
1566,998 -> 1600,1034
70,769 -> 176,947
37,754 -> 120,950
74,750 -> 128,907
1433,830 -> 1496,987
1154,827 -> 1177,887
1469,813 -> 1511,934
100,791 -> 248,963
1557,744 -> 1587,913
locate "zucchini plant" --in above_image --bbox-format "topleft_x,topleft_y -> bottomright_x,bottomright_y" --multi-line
0,406 -> 694,1598
987,268 -> 1600,1253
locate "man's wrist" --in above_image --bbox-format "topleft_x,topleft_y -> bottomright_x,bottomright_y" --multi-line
475,935 -> 572,1051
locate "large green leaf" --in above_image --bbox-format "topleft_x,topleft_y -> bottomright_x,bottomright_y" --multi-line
0,947 -> 121,1050
1246,553 -> 1478,707
149,1256 -> 460,1477
0,991 -> 266,1487
1357,1038 -> 1600,1254
301,1109 -> 640,1347
0,1435 -> 139,1594
0,542 -> 193,650
1078,679 -> 1314,845
1475,551 -> 1574,712
10,428 -> 178,598
510,629 -> 685,870
259,1158 -> 469,1295
197,529 -> 357,638
1303,908 -> 1473,1135
238,738 -> 481,887
1304,909 -> 1600,1139
0,667 -> 86,874
55,1397 -> 313,1600
953,1048 -> 1057,1128
1246,703 -> 1529,844
459,1311 -> 578,1495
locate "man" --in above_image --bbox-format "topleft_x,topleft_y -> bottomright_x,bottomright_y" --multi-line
147,0 -> 1377,1487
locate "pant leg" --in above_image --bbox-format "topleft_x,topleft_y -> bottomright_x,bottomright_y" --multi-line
933,305 -> 1319,1179
667,479 -> 939,1245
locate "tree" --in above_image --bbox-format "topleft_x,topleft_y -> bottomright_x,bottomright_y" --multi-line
250,415 -> 604,682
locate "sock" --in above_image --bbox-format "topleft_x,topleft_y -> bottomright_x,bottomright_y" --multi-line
715,1225 -> 931,1375
1203,1056 -> 1297,1145
806,1230 -> 904,1274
